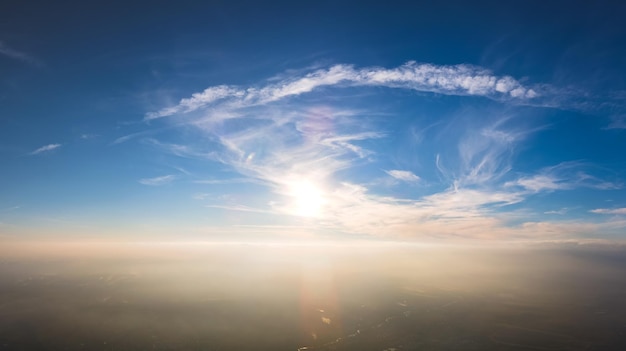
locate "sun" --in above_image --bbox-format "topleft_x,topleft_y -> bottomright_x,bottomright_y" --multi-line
288,180 -> 326,217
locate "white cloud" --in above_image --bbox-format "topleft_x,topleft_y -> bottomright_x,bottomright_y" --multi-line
80,134 -> 97,139
138,175 -> 176,186
506,162 -> 621,193
510,174 -> 565,192
111,128 -> 169,145
206,204 -> 274,214
544,208 -> 569,215
590,208 -> 626,215
147,100 -> 620,239
304,182 -> 600,240
386,170 -> 420,182
146,62 -> 539,120
29,143 -> 61,155
145,85 -> 243,119
444,118 -> 532,188
139,62 -> 623,241
194,178 -> 260,185
357,62 -> 537,99
146,139 -> 214,159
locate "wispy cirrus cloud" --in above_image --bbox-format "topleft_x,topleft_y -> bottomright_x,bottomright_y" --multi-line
194,178 -> 263,185
138,175 -> 176,186
1,205 -> 21,212
79,133 -> 98,140
545,208 -> 569,215
0,41 -> 42,66
180,106 -> 616,239
385,170 -> 420,183
29,143 -> 61,155
145,61 -> 539,120
505,162 -> 621,193
206,204 -> 274,214
590,208 -> 626,215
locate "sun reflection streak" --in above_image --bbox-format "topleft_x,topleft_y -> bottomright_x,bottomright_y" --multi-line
298,254 -> 342,347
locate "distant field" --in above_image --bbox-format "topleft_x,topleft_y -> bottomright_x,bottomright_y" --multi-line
1,243 -> 625,350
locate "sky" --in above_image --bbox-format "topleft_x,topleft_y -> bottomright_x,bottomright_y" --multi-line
1,0 -> 626,243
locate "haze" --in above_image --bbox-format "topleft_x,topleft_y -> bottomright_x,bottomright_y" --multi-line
1,242 -> 625,350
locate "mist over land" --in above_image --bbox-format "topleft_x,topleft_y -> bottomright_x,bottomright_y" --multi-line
1,242 -> 625,350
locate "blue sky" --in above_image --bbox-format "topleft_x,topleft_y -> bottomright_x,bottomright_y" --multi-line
1,1 -> 626,243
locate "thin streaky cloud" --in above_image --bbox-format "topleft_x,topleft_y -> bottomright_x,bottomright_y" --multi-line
194,178 -> 262,185
386,170 -> 421,182
0,41 -> 42,66
29,143 -> 61,155
112,130 -> 157,145
231,224 -> 315,230
604,115 -> 626,130
505,162 -> 621,193
544,208 -> 569,215
172,166 -> 191,176
145,62 -> 539,120
206,204 -> 275,214
1,205 -> 21,212
79,134 -> 98,140
590,208 -> 626,215
509,174 -> 565,192
138,175 -> 176,186
146,138 -> 220,160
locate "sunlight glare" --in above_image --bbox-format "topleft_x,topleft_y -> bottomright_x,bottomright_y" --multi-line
289,180 -> 326,217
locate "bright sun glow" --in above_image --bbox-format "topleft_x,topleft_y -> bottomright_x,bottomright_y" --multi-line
289,180 -> 326,217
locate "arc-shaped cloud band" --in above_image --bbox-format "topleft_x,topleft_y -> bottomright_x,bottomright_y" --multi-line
146,61 -> 538,120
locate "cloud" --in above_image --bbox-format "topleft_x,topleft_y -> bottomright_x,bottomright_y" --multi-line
194,178 -> 262,185
206,204 -> 274,214
145,139 -> 218,160
455,123 -> 519,186
300,182 -> 606,240
80,134 -> 98,140
604,115 -> 626,129
590,208 -> 626,215
29,143 -> 61,155
146,62 -> 539,120
111,128 -> 170,145
1,205 -> 21,212
0,41 -> 42,66
505,162 -> 620,193
146,85 -> 243,119
544,208 -> 569,215
138,175 -> 176,186
140,61 -> 623,241
386,170 -> 420,182
509,174 -> 565,192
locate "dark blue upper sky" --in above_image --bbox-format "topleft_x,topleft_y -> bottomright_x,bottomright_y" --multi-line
1,0 -> 626,242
